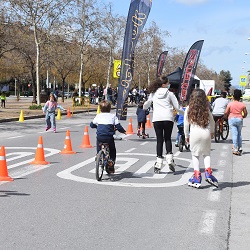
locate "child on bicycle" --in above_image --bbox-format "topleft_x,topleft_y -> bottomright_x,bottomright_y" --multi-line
136,101 -> 149,138
175,101 -> 187,147
90,100 -> 126,173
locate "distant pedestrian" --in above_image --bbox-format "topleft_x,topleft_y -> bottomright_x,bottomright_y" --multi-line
184,89 -> 218,188
43,93 -> 65,133
0,92 -> 6,108
224,89 -> 248,155
136,101 -> 149,138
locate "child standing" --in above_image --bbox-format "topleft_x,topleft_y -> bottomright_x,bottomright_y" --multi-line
90,100 -> 126,174
184,89 -> 218,188
175,102 -> 187,147
43,93 -> 65,133
136,101 -> 149,138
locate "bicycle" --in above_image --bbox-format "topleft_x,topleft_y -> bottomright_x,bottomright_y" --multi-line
214,116 -> 229,143
95,142 -> 113,181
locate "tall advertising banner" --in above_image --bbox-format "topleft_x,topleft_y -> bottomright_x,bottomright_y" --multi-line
116,0 -> 152,120
178,40 -> 204,103
156,51 -> 168,77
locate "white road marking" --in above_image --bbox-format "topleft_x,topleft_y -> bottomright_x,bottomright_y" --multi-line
6,135 -> 24,140
133,160 -> 155,177
5,147 -> 60,169
0,147 -> 60,186
9,164 -> 51,179
140,142 -> 148,145
115,157 -> 139,172
6,135 -> 24,139
125,148 -> 136,153
57,153 -> 192,187
6,152 -> 34,162
199,210 -> 217,235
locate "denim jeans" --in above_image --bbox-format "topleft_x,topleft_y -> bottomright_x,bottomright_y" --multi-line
45,112 -> 56,129
228,117 -> 243,150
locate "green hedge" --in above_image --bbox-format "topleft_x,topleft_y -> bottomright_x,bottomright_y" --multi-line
29,105 -> 42,110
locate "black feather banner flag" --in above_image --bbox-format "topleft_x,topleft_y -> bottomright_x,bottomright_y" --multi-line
178,40 -> 204,103
156,51 -> 168,77
116,0 -> 152,120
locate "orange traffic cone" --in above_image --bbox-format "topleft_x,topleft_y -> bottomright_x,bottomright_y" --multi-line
79,126 -> 93,148
66,107 -> 72,118
146,114 -> 153,128
126,118 -> 135,134
0,146 -> 13,181
60,130 -> 76,154
29,136 -> 49,165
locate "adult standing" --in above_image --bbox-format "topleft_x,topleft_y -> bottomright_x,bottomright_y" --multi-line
143,76 -> 183,173
224,89 -> 248,155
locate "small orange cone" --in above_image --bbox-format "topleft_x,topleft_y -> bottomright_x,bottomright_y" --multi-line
0,146 -> 13,181
127,118 -> 135,134
66,107 -> 72,118
79,126 -> 93,148
146,114 -> 153,128
29,136 -> 49,165
60,130 -> 76,154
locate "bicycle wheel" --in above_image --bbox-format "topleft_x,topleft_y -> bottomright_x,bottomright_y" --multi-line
178,136 -> 183,152
214,121 -> 220,143
96,150 -> 104,181
221,121 -> 229,140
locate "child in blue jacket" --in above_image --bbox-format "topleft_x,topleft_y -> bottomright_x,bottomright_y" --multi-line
90,100 -> 126,173
175,103 -> 187,146
136,101 -> 149,137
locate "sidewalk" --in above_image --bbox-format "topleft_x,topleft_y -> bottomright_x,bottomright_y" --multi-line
228,101 -> 250,249
0,95 -> 97,123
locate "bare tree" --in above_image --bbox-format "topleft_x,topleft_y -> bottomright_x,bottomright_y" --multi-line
2,0 -> 73,104
64,0 -> 102,97
135,21 -> 169,87
97,2 -> 126,98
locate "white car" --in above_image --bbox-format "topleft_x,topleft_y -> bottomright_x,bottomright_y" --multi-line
242,89 -> 250,101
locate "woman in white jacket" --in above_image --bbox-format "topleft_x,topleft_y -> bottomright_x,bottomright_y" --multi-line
143,76 -> 183,173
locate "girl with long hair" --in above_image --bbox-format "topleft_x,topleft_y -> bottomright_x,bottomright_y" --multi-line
184,89 -> 218,188
143,76 -> 183,173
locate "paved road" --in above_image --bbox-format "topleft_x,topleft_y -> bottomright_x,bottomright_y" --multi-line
0,104 -> 250,250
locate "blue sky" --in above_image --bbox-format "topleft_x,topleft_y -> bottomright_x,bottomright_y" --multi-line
102,0 -> 250,87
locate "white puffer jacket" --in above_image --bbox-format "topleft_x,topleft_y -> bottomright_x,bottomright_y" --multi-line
143,88 -> 183,122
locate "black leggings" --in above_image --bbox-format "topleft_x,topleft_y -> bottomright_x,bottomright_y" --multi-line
153,121 -> 174,157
